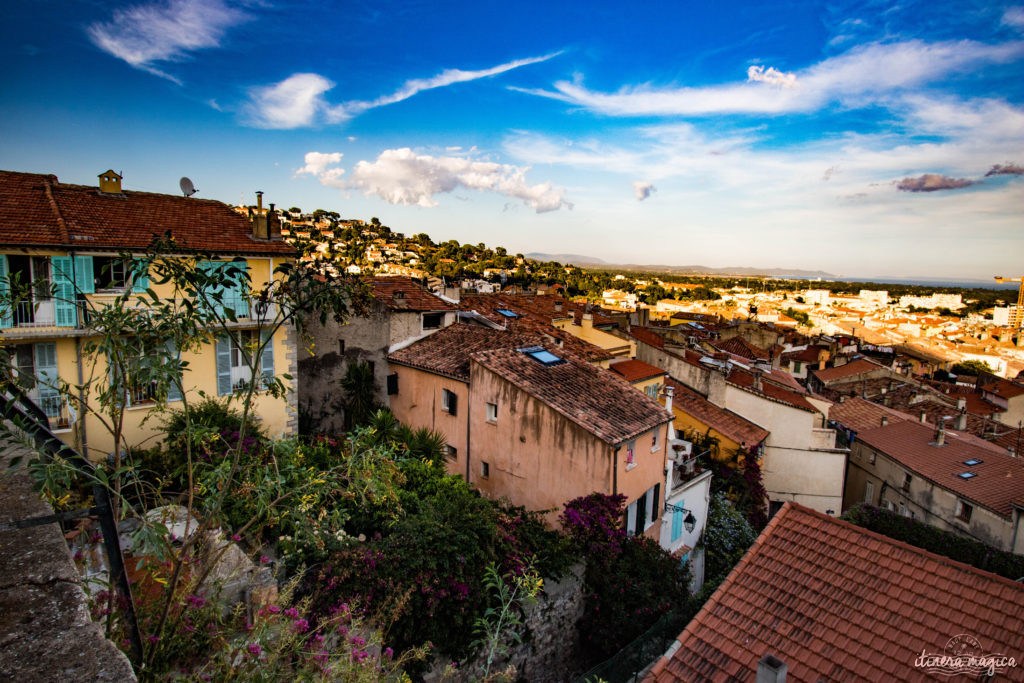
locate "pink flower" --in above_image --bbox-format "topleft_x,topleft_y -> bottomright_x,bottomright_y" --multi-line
267,605 -> 280,614
284,607 -> 299,618
259,555 -> 270,564
231,533 -> 242,542
292,618 -> 309,633
247,643 -> 262,658
350,635 -> 366,648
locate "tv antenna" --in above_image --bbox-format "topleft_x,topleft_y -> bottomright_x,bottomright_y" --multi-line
179,177 -> 198,197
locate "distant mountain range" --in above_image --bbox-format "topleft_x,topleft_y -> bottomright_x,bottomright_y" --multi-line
524,253 -> 835,280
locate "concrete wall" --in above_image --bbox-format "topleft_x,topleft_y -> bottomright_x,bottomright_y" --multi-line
387,365 -> 469,478
845,441 -> 1015,551
468,360 -> 667,537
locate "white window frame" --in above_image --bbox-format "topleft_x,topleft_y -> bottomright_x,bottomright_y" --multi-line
486,402 -> 497,423
864,480 -> 874,504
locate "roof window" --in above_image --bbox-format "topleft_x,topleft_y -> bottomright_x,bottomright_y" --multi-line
957,472 -> 977,480
518,346 -> 566,366
963,458 -> 982,466
496,308 -> 519,318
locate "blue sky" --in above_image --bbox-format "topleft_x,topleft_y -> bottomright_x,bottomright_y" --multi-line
2,0 -> 1022,279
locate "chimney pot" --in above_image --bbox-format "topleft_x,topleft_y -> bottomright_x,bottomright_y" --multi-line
920,410 -> 928,423
756,654 -> 787,683
956,397 -> 966,410
935,424 -> 946,447
881,416 -> 889,427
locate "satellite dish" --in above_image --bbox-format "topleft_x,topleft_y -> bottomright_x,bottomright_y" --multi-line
179,177 -> 197,197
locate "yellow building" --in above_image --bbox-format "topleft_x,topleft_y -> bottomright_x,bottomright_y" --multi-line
662,377 -> 769,462
0,169 -> 296,461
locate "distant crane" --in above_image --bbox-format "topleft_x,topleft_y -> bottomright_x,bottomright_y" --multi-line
994,275 -> 1024,336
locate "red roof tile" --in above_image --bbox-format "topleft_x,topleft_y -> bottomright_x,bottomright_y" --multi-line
857,420 -> 1024,517
648,503 -> 1024,682
666,378 -> 768,448
368,276 -> 456,312
811,358 -> 888,384
981,378 -> 1024,400
0,170 -> 291,255
727,369 -> 819,414
609,359 -> 666,383
713,336 -> 769,361
471,346 -> 672,445
626,326 -> 667,350
388,322 -> 600,381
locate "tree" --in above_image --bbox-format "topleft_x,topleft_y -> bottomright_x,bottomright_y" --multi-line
340,361 -> 378,429
952,360 -> 993,376
702,492 -> 757,582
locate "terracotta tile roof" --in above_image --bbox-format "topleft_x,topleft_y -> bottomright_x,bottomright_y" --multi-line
712,336 -> 769,360
388,322 -> 600,381
857,420 -> 1024,517
368,276 -> 456,312
459,292 -> 618,328
648,503 -> 1024,682
828,396 -> 915,433
609,359 -> 666,383
666,378 -> 768,448
811,357 -> 888,384
981,377 -> 1024,400
780,346 -> 823,364
0,170 -> 291,255
727,369 -> 819,414
626,326 -> 667,350
471,346 -> 672,445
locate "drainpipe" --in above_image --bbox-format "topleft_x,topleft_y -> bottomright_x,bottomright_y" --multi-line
612,445 -> 618,495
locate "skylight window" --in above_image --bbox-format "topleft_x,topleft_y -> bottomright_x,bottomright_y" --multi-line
496,308 -> 519,318
964,459 -> 982,466
957,472 -> 977,479
517,346 -> 565,366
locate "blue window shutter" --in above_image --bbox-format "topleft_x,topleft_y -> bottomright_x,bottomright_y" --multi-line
166,340 -> 182,402
671,502 -> 684,542
259,329 -> 274,389
34,342 -> 60,417
131,259 -> 149,293
0,255 -> 11,328
215,334 -> 232,395
198,261 -> 225,317
226,260 -> 249,319
74,255 -> 95,294
51,256 -> 77,327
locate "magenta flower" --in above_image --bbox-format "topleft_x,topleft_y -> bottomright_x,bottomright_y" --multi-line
292,618 -> 309,633
231,533 -> 242,542
284,607 -> 299,618
185,595 -> 206,609
247,643 -> 262,658
259,555 -> 270,564
350,635 -> 366,648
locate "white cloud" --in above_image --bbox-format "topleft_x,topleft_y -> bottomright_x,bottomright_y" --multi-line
243,73 -> 335,129
1003,7 -> 1024,29
338,52 -> 560,118
633,181 -> 656,201
746,65 -> 797,88
518,39 -> 1023,116
243,53 -> 558,129
295,152 -> 346,189
86,0 -> 247,83
346,148 -> 571,213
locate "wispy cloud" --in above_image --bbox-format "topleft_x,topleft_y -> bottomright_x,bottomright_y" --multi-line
1003,7 -> 1024,29
244,53 -> 560,128
86,0 -> 248,83
243,73 -> 335,129
345,148 -> 571,213
295,152 -> 346,188
632,181 -> 656,201
517,39 -> 1023,116
896,174 -> 975,192
986,162 -> 1024,176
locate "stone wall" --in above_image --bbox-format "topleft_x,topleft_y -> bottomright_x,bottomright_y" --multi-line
0,446 -> 136,681
426,563 -> 587,683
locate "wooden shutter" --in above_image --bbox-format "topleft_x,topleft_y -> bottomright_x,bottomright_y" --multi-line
74,255 -> 94,294
671,502 -> 684,542
259,329 -> 274,388
0,255 -> 11,328
51,257 -> 77,327
131,258 -> 149,293
215,334 -> 232,395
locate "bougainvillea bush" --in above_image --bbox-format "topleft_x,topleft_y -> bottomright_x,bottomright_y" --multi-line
560,493 -> 690,662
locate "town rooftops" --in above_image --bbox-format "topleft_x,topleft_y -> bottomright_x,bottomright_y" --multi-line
827,396 -> 915,433
811,357 -> 888,384
981,377 -> 1024,400
647,502 -> 1024,682
387,322 -> 603,382
368,276 -> 456,312
856,420 -> 1024,517
711,336 -> 769,361
609,359 -> 667,384
471,346 -> 673,445
0,170 -> 292,255
666,378 -> 769,448
727,369 -> 819,414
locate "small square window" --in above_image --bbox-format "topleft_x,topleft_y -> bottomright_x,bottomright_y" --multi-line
651,429 -> 659,452
868,451 -> 876,465
901,473 -> 911,492
486,402 -> 497,423
338,339 -> 345,356
423,312 -> 443,330
442,388 -> 458,415
481,461 -> 490,478
955,500 -> 972,523
445,444 -> 457,459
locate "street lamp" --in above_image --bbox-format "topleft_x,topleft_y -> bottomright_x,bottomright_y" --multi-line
665,503 -> 698,533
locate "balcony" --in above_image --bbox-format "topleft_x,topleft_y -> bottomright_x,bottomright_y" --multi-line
8,299 -> 56,328
667,438 -> 710,491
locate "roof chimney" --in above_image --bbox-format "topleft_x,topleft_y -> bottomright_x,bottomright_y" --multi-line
920,410 -> 928,423
934,423 -> 946,447
881,416 -> 889,427
955,411 -> 968,431
956,397 -> 966,411
97,169 -> 123,195
751,369 -> 763,392
756,654 -> 787,683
